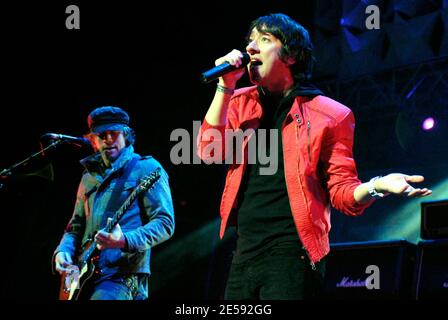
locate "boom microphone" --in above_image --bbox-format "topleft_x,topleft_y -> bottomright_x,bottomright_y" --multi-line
42,133 -> 91,148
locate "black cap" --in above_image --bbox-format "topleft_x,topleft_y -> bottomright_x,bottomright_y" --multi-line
87,106 -> 130,134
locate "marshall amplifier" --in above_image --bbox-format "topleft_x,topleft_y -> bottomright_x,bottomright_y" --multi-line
414,239 -> 448,299
322,240 -> 416,299
421,199 -> 448,239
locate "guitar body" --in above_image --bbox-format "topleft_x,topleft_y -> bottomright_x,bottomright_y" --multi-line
59,250 -> 98,300
59,279 -> 70,300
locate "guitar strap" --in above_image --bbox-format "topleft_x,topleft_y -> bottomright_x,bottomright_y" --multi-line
100,157 -> 139,229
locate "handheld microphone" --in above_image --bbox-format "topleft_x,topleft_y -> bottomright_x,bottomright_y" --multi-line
200,52 -> 250,83
42,133 -> 91,148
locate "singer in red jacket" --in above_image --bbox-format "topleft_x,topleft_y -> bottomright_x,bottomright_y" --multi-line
196,13 -> 431,299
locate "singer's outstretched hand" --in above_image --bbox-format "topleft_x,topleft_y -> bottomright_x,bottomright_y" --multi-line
354,173 -> 432,204
374,174 -> 432,197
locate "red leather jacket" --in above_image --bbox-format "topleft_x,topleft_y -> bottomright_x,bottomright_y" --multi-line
197,86 -> 372,263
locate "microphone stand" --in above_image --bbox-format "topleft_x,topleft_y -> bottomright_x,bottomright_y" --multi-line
0,140 -> 63,190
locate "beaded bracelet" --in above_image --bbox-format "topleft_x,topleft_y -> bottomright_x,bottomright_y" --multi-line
216,84 -> 234,95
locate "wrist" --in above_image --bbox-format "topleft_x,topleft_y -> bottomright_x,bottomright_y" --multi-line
368,176 -> 386,199
216,83 -> 235,95
217,79 -> 236,89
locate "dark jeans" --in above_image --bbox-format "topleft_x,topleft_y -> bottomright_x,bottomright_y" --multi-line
224,247 -> 325,300
80,274 -> 148,300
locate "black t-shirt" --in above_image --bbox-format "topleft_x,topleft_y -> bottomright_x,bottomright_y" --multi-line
234,84 -> 323,263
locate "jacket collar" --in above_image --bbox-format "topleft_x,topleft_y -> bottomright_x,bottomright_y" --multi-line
233,84 -> 323,127
287,97 -> 309,127
80,145 -> 135,179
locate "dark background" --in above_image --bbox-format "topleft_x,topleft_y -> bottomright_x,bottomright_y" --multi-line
1,1 -> 447,299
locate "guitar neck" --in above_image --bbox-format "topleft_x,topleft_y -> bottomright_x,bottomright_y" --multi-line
80,241 -> 99,265
104,168 -> 161,233
104,188 -> 139,233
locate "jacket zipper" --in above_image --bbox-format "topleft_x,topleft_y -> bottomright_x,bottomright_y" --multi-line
302,245 -> 317,270
307,120 -> 317,270
296,116 -> 316,271
294,121 -> 316,271
307,120 -> 311,163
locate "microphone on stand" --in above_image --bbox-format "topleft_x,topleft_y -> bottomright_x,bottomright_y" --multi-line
200,52 -> 250,83
41,133 -> 91,148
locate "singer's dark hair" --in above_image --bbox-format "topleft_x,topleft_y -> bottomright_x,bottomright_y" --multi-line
247,13 -> 315,82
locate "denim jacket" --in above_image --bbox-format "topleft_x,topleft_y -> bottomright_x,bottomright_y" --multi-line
54,145 -> 175,276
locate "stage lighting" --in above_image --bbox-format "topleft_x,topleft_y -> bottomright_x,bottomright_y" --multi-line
422,117 -> 435,130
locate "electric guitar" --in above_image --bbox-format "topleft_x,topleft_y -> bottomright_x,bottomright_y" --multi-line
59,168 -> 161,300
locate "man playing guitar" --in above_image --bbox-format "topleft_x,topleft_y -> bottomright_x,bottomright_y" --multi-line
53,106 -> 175,300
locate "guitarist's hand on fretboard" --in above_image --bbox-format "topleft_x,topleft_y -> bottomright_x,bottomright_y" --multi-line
94,218 -> 126,250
